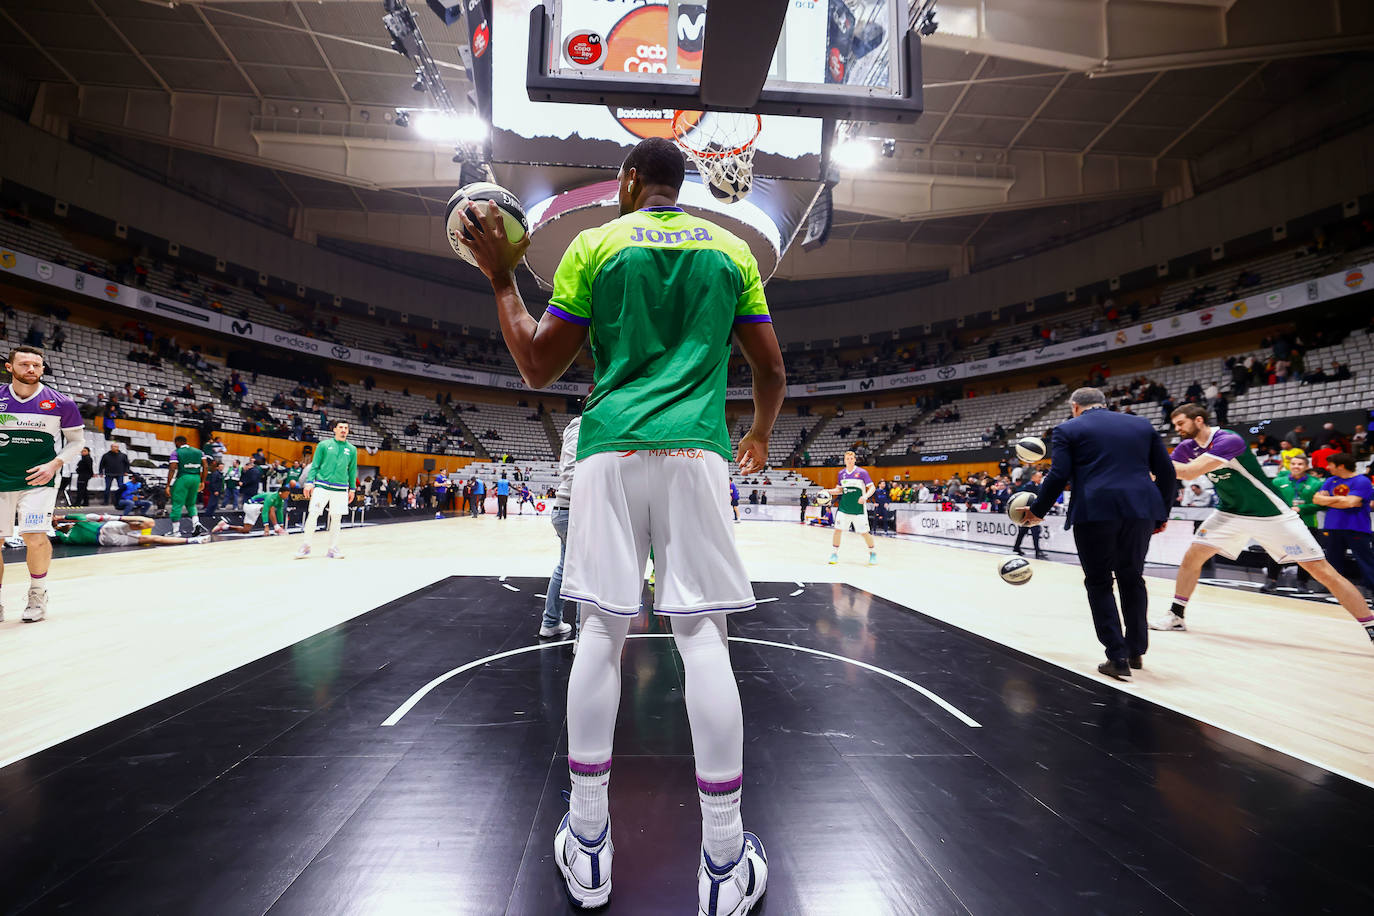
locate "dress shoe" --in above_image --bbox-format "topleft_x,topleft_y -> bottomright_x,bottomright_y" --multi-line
1128,655 -> 1143,670
1034,550 -> 1048,560
1098,660 -> 1131,681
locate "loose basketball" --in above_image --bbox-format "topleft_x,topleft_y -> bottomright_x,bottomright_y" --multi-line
445,182 -> 528,267
814,491 -> 832,507
1006,491 -> 1036,526
1015,436 -> 1047,463
999,556 -> 1033,585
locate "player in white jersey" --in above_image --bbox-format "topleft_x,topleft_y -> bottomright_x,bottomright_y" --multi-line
827,451 -> 877,566
0,346 -> 85,624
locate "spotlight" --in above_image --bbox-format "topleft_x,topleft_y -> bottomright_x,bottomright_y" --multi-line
395,110 -> 411,127
413,112 -> 488,143
832,140 -> 876,170
412,69 -> 426,91
360,109 -> 370,122
919,10 -> 938,36
881,139 -> 897,159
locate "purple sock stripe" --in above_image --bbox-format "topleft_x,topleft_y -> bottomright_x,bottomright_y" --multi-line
569,757 -> 611,776
696,773 -> 743,794
1172,595 -> 1188,603
30,572 -> 47,579
1358,615 -> 1374,624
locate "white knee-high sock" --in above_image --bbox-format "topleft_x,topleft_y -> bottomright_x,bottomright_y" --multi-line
673,613 -> 745,865
328,497 -> 344,549
567,605 -> 630,839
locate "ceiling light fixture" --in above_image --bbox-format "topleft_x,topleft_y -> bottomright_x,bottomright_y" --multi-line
832,140 -> 876,170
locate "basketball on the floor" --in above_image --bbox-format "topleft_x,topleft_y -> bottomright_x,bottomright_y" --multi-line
815,491 -> 832,507
999,556 -> 1033,585
1014,435 -> 1047,463
1006,491 -> 1036,526
445,182 -> 528,267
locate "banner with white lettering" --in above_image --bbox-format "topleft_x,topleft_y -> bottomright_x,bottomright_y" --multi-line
1,242 -> 1367,399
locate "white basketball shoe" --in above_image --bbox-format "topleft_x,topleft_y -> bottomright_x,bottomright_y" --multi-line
553,813 -> 612,909
698,832 -> 768,916
1149,612 -> 1186,632
23,586 -> 48,623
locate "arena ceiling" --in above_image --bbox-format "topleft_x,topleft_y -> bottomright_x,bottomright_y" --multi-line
1,0 -> 1372,280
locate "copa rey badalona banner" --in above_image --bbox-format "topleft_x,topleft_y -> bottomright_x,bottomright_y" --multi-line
2,243 -> 1368,399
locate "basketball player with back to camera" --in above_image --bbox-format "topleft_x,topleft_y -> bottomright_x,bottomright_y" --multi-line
458,136 -> 784,915
1153,405 -> 1374,644
828,449 -> 877,565
0,346 -> 85,624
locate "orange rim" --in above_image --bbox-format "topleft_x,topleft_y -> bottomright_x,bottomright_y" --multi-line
671,111 -> 762,158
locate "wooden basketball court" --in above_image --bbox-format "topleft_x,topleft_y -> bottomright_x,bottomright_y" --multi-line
3,515 -> 1373,913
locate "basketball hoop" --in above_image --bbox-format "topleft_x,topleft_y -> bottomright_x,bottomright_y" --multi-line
671,110 -> 762,203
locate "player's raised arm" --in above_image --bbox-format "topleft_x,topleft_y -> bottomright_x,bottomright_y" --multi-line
462,203 -> 587,390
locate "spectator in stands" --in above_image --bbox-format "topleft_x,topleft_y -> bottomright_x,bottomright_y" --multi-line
223,459 -> 242,509
203,461 -> 224,517
1282,424 -> 1306,449
102,398 -> 120,440
1311,441 -> 1341,473
241,461 -> 262,502
1352,425 -> 1369,459
1314,453 -> 1374,592
252,447 -> 267,466
1279,441 -> 1304,472
1182,483 -> 1216,508
74,447 -> 93,507
100,444 -> 130,503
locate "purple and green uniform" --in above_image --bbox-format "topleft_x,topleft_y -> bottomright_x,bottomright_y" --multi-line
1273,471 -> 1324,528
547,206 -> 770,461
1170,429 -> 1290,518
0,383 -> 83,491
55,519 -> 102,545
836,467 -> 873,516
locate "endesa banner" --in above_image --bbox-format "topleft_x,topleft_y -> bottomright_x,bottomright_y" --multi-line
3,242 -> 1368,398
0,245 -> 589,394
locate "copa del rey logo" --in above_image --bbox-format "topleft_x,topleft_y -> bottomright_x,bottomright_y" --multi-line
1346,269 -> 1365,289
40,399 -> 55,410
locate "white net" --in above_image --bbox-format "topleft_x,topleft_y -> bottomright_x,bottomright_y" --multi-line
672,111 -> 762,200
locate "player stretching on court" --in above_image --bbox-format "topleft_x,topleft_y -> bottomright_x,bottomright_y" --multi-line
213,483 -> 290,536
53,513 -> 210,548
296,420 -> 357,559
828,450 -> 877,566
0,346 -> 84,624
461,136 -> 785,915
167,435 -> 209,538
1151,405 -> 1374,644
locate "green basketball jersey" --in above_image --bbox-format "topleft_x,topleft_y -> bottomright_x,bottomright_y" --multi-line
171,445 -> 205,478
56,519 -> 102,545
546,206 -> 771,462
1170,429 -> 1290,518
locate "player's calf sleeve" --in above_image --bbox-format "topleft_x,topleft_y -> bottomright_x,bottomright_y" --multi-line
672,613 -> 746,863
567,606 -> 630,837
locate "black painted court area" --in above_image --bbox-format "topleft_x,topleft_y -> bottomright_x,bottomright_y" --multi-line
3,578 -> 1373,915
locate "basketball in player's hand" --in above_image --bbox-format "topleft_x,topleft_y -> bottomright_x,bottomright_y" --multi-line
1006,491 -> 1036,526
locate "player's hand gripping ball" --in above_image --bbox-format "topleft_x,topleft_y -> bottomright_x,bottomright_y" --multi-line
999,556 -> 1033,585
446,182 -> 529,272
814,491 -> 832,507
1006,491 -> 1037,527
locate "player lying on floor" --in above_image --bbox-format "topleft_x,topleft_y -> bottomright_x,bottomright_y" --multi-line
212,484 -> 291,536
53,514 -> 211,548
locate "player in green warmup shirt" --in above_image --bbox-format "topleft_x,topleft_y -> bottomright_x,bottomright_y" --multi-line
54,513 -> 210,548
213,484 -> 290,536
1263,453 -> 1324,593
295,420 -> 357,559
167,435 -> 209,537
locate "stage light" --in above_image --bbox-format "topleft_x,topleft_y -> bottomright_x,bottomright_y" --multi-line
881,138 -> 897,158
832,140 -> 876,170
395,110 -> 411,128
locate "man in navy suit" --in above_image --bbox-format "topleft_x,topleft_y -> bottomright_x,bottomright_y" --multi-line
1023,387 -> 1177,681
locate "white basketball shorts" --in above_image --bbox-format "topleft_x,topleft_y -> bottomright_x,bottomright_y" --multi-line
835,508 -> 869,534
0,486 -> 57,537
561,448 -> 756,616
243,502 -> 265,527
307,486 -> 349,518
1193,510 -> 1323,564
98,521 -> 143,547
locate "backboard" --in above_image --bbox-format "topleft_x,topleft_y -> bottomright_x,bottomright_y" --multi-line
528,0 -> 920,122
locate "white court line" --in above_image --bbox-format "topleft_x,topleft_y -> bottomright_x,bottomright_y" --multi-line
788,589 -> 804,597
380,633 -> 981,728
498,575 -> 507,582
756,597 -> 778,604
501,584 -> 520,592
